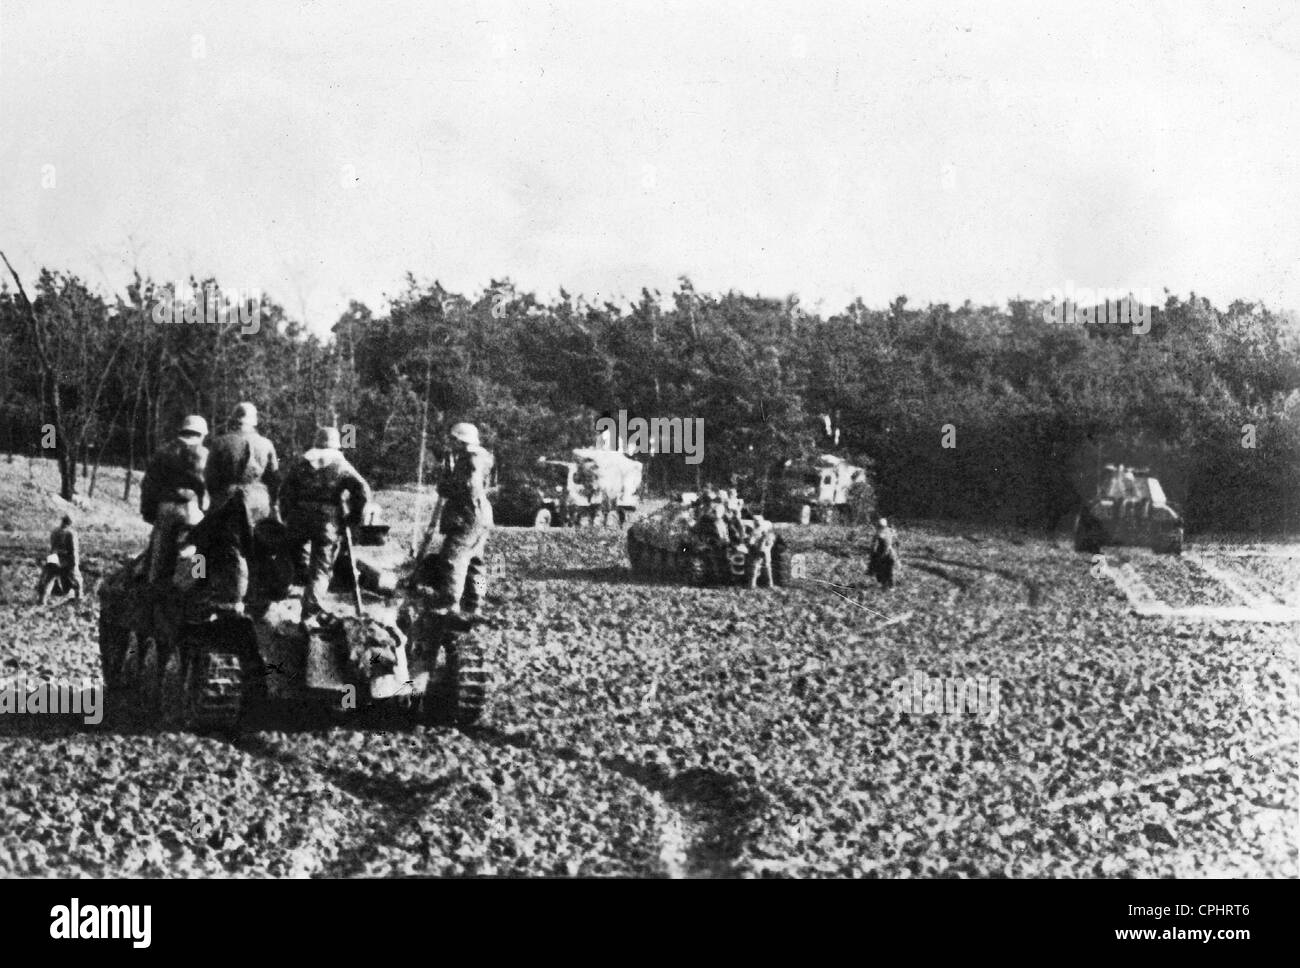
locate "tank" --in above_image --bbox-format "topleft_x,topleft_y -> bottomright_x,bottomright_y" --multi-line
1074,464 -> 1184,554
625,498 -> 805,587
97,521 -> 496,733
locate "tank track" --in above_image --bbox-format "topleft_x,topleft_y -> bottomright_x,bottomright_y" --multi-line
446,628 -> 492,726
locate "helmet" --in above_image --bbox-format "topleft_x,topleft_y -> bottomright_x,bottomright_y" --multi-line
231,401 -> 258,427
449,422 -> 480,447
876,517 -> 888,529
314,426 -> 341,449
178,415 -> 209,438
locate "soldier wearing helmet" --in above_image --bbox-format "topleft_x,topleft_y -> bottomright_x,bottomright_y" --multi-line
198,402 -> 281,610
140,414 -> 209,588
867,516 -> 898,590
280,425 -> 372,623
416,421 -> 495,619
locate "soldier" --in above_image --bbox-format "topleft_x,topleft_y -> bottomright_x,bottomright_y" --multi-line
140,414 -> 208,587
280,426 -> 371,624
415,422 -> 495,621
199,402 -> 281,611
745,513 -> 777,589
867,516 -> 898,590
39,515 -> 82,604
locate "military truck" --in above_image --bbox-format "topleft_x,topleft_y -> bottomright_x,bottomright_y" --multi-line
1074,464 -> 1184,554
747,455 -> 873,525
494,450 -> 643,528
98,511 -> 496,733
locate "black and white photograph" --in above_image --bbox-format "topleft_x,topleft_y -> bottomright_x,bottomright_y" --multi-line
0,0 -> 1296,918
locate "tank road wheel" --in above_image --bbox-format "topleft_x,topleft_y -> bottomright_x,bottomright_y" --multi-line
772,541 -> 794,586
533,507 -> 552,529
187,647 -> 245,734
797,504 -> 812,526
158,646 -> 186,730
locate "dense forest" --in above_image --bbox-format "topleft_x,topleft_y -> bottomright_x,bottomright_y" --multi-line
1,258 -> 1297,534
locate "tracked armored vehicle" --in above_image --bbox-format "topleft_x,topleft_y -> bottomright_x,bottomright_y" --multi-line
1074,464 -> 1184,555
626,499 -> 804,587
97,522 -> 497,733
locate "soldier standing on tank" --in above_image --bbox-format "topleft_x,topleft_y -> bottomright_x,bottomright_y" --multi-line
39,515 -> 83,604
867,516 -> 898,590
280,426 -> 372,626
140,414 -> 209,587
200,402 -> 280,612
415,422 -> 494,621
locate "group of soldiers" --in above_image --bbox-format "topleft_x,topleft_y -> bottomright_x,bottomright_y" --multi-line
691,486 -> 779,587
138,405 -> 494,625
138,402 -> 372,624
691,485 -> 899,591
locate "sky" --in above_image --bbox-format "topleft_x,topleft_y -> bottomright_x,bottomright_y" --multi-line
1,0 -> 1298,333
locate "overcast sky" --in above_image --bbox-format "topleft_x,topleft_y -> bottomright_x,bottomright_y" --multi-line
1,0 -> 1297,332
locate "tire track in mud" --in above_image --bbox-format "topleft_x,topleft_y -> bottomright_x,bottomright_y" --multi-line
600,758 -> 762,878
468,727 -> 758,878
912,551 -> 1045,605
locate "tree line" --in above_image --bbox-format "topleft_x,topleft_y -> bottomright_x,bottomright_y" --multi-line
2,256 -> 1297,535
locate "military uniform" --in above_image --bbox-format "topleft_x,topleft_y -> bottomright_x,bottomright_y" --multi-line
199,408 -> 280,609
41,522 -> 82,603
424,438 -> 494,614
140,435 -> 208,586
868,522 -> 898,590
280,436 -> 371,619
745,517 -> 777,588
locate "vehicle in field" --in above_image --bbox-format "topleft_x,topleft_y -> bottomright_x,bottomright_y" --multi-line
746,454 -> 873,525
626,497 -> 804,587
97,515 -> 495,733
492,459 -> 586,528
1073,464 -> 1184,554
493,450 -> 643,528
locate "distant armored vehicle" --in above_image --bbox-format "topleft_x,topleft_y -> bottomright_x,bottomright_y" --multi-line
748,455 -> 873,525
495,450 -> 643,528
1074,464 -> 1184,554
626,497 -> 804,587
571,448 -> 643,526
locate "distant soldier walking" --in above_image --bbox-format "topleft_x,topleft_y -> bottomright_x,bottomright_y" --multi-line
199,402 -> 280,611
140,414 -> 208,587
416,422 -> 494,619
280,426 -> 371,624
867,516 -> 898,590
39,515 -> 82,604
